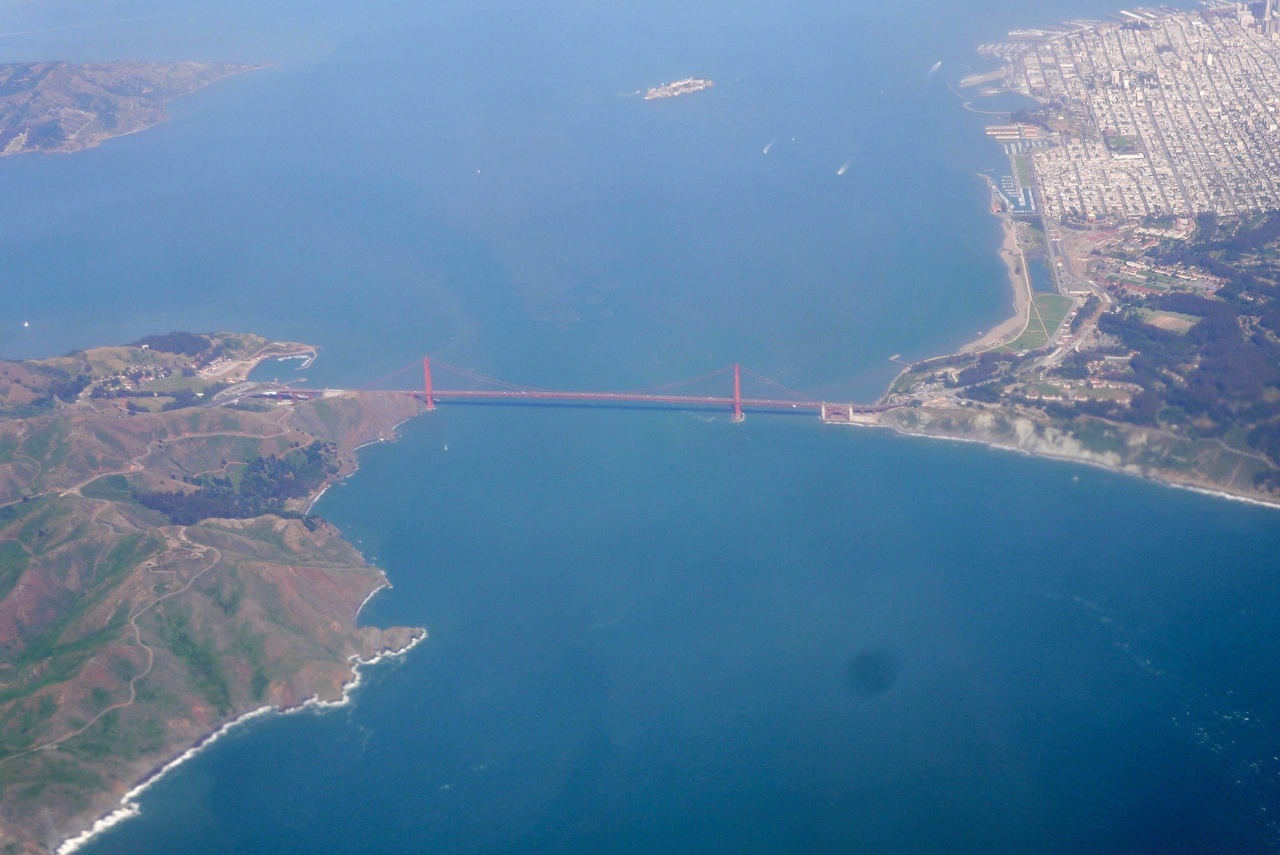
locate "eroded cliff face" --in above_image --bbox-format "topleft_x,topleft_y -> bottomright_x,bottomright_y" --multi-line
881,405 -> 1276,505
0,391 -> 426,853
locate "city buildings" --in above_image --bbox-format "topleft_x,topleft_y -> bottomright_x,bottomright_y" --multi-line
988,7 -> 1280,224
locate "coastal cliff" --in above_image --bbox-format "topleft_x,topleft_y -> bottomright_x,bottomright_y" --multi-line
877,404 -> 1274,506
0,338 -> 426,853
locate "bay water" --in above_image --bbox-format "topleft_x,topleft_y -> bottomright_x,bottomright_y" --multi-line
2,0 -> 1278,851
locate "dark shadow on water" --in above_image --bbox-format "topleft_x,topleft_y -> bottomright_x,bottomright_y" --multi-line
848,648 -> 900,697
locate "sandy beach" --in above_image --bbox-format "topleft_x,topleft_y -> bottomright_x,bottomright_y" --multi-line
962,193 -> 1032,353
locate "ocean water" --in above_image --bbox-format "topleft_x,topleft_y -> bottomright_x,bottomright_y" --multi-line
4,0 -> 1278,852
90,415 -> 1280,854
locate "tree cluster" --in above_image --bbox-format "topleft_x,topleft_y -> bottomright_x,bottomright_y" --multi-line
130,332 -> 212,357
1071,295 -> 1101,334
135,442 -> 338,525
1092,296 -> 1280,480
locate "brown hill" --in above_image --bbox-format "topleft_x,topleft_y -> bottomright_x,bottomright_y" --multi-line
0,338 -> 426,853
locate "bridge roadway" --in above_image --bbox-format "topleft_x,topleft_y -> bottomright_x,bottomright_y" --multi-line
267,387 -> 891,420
264,358 -> 893,421
427,389 -> 823,410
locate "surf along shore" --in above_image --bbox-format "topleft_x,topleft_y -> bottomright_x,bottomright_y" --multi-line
869,177 -> 1280,509
0,336 -> 428,853
58,632 -> 428,855
41,383 -> 430,853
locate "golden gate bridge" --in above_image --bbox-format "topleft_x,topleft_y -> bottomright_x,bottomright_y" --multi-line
269,358 -> 892,423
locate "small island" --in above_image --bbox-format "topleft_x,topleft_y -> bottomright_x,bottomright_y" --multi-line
0,61 -> 266,157
644,77 -> 714,100
0,333 -> 426,853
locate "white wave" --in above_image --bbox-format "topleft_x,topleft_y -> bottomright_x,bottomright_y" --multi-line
57,705 -> 278,854
57,630 -> 427,853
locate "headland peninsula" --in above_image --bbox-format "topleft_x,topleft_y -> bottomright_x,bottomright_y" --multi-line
0,333 -> 425,854
0,61 -> 266,157
864,4 -> 1280,509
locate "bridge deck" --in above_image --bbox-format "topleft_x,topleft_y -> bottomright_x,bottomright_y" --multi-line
262,357 -> 893,417
429,390 -> 823,409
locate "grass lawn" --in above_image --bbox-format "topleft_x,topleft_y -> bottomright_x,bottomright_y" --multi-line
1139,308 -> 1199,334
997,294 -> 1074,352
1014,154 -> 1031,187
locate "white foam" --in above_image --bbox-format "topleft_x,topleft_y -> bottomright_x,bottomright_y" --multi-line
59,403 -> 429,853
57,629 -> 426,853
55,805 -> 140,854
285,630 -> 427,714
352,413 -> 421,453
355,582 -> 389,620
305,483 -> 330,514
890,423 -> 1280,511
56,705 -> 277,854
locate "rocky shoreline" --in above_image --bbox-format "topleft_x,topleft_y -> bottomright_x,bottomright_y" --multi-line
0,338 -> 430,854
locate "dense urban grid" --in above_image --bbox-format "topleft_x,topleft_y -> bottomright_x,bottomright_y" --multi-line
877,4 -> 1280,505
986,4 -> 1280,223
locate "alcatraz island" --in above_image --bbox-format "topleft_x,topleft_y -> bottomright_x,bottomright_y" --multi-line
865,2 -> 1280,508
644,77 -> 714,100
0,333 -> 425,853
